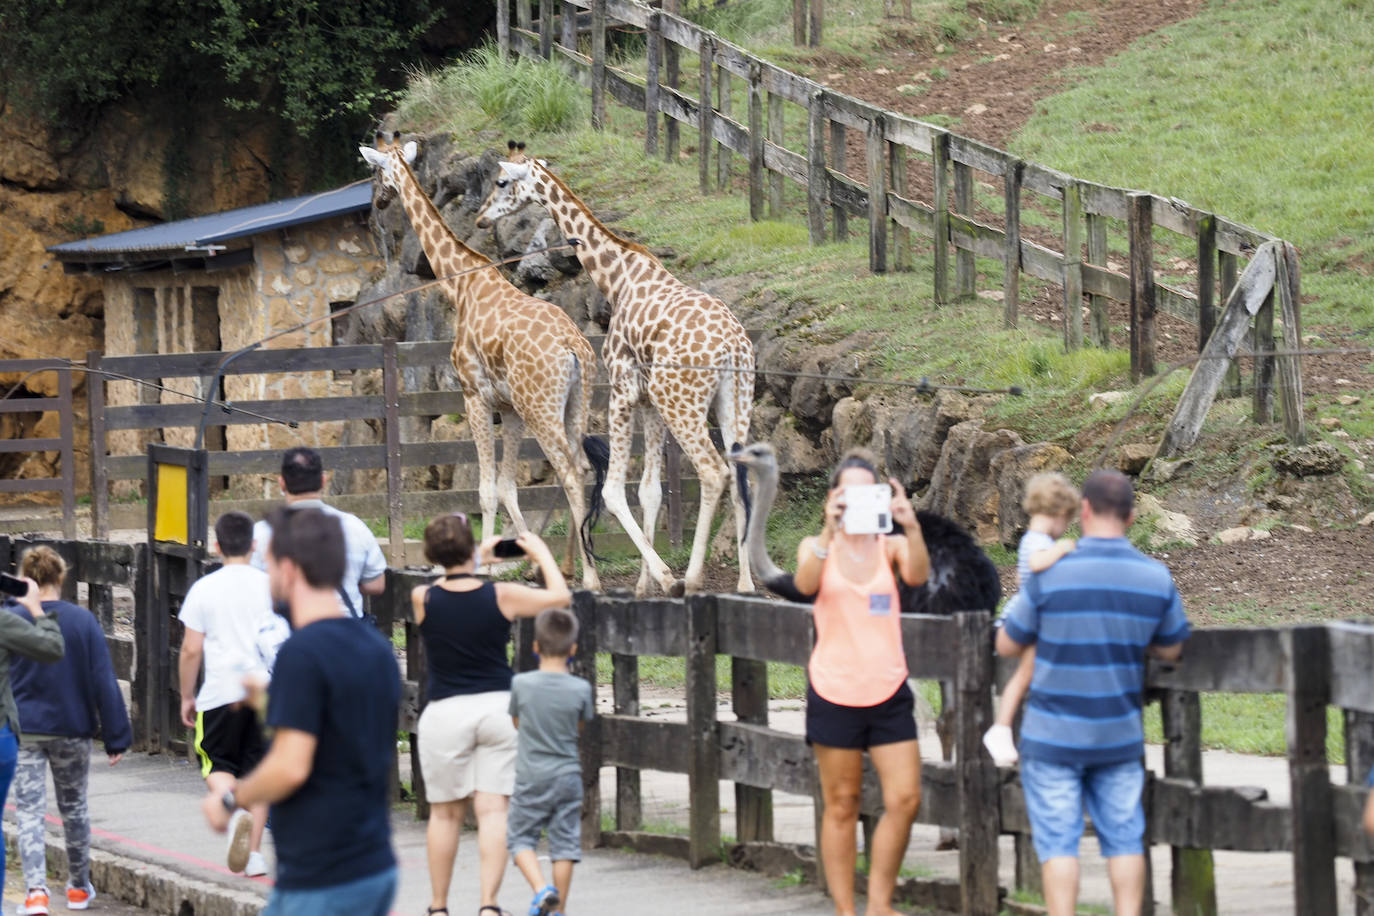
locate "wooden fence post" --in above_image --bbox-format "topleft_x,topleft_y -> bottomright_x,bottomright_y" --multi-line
830,121 -> 848,240
748,64 -> 764,221
698,37 -> 713,195
1219,251 -> 1241,396
685,594 -> 720,868
955,611 -> 998,915
792,0 -> 806,45
590,0 -> 607,130
1274,245 -> 1306,445
733,657 -> 774,841
1128,192 -> 1157,381
664,0 -> 680,162
1163,690 -> 1217,916
953,159 -> 975,299
86,351 -> 109,540
539,0 -> 553,58
932,132 -> 951,305
572,592 -> 603,850
717,64 -> 732,189
561,0 -> 577,51
1197,214 -> 1217,352
1283,626 -> 1337,915
890,141 -> 909,271
382,338 -> 404,567
57,366 -> 75,539
1085,211 -> 1110,347
809,0 -> 823,47
806,90 -> 828,245
1061,181 -> 1084,350
768,94 -> 784,217
498,0 -> 512,58
645,12 -> 661,157
517,0 -> 532,36
866,115 -> 888,274
1002,159 -> 1022,329
1252,284 -> 1275,425
614,652 -> 642,830
1345,709 -> 1374,915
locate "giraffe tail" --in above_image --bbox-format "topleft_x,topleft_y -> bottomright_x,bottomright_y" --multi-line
579,434 -> 610,560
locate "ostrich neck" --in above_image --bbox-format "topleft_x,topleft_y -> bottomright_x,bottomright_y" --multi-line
744,466 -> 787,584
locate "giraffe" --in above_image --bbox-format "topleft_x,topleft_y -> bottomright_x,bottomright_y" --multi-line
475,150 -> 755,597
361,135 -> 606,589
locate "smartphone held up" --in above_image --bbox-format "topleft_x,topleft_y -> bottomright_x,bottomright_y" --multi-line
491,538 -> 527,559
0,571 -> 30,598
841,483 -> 893,535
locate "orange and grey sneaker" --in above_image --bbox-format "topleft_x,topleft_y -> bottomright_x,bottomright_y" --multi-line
65,884 -> 96,911
20,887 -> 50,915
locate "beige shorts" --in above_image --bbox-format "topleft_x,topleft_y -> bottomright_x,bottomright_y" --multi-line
417,691 -> 518,802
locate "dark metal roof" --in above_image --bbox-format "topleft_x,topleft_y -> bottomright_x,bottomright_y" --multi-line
48,182 -> 372,260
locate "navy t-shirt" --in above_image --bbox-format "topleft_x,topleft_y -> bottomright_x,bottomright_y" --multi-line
267,617 -> 401,890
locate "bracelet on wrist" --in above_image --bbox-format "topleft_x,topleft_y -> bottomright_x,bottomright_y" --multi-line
810,541 -> 829,560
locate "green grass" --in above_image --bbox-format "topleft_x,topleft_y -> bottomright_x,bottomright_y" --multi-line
1011,0 -> 1374,334
596,652 -> 809,699
1143,693 -> 1345,763
1007,889 -> 1110,915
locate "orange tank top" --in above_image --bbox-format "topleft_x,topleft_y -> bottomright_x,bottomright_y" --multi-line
808,537 -> 908,707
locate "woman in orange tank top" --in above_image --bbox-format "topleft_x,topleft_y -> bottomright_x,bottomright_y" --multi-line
793,449 -> 929,916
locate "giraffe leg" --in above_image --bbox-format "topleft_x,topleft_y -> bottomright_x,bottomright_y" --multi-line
469,401 -> 501,540
601,392 -> 682,597
716,364 -> 755,593
496,410 -> 529,535
634,408 -> 668,596
533,421 -> 599,591
661,406 -> 728,595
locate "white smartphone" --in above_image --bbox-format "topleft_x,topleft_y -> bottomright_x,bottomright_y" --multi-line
841,483 -> 893,535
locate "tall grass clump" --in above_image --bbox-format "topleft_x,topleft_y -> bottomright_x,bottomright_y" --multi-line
395,45 -> 585,136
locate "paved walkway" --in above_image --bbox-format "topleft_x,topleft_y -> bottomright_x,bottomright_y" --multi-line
0,709 -> 1361,915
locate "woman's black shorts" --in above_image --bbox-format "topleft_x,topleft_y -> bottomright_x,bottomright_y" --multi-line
805,681 -> 918,750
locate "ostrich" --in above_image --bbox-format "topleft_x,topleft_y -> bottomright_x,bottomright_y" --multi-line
729,441 -> 1002,850
727,442 -> 1002,614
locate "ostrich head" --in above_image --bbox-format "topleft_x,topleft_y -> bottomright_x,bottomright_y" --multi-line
726,441 -> 778,474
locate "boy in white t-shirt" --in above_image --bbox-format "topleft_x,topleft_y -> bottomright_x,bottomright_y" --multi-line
982,472 -> 1080,767
177,511 -> 289,878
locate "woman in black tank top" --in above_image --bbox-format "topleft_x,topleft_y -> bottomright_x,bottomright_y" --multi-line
409,514 -> 572,916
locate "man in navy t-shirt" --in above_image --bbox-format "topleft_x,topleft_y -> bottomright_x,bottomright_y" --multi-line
200,506 -> 401,915
996,469 -> 1189,916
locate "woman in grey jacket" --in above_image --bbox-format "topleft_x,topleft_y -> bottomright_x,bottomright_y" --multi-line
0,567 -> 66,909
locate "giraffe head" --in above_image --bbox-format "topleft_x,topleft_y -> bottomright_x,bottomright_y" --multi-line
359,137 -> 418,211
474,156 -> 543,229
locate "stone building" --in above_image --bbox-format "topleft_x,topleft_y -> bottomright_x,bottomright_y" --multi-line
48,183 -> 380,488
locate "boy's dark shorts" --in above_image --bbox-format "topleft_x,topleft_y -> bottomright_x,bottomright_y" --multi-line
507,771 -> 583,862
195,704 -> 267,778
805,681 -> 917,750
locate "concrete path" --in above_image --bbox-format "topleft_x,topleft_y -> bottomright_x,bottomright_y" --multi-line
1,705 -> 1360,915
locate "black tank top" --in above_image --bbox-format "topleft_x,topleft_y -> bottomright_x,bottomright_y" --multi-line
419,580 -> 513,701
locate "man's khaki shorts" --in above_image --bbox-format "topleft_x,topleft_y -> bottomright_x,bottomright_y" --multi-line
417,691 -> 517,801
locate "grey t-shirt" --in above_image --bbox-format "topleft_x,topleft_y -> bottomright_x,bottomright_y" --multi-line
509,670 -> 595,786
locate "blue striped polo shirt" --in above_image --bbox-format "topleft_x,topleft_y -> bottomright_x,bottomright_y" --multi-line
1002,536 -> 1190,766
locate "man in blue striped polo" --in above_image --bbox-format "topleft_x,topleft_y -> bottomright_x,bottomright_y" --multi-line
996,469 -> 1189,916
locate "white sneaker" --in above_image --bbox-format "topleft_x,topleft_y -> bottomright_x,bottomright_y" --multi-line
244,850 -> 269,877
226,809 -> 252,873
982,723 -> 1019,766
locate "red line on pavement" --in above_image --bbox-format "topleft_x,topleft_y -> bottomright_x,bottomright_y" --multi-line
6,804 -> 404,916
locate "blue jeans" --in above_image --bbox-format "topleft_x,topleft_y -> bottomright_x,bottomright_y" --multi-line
1020,757 -> 1145,861
261,867 -> 397,916
0,724 -> 19,884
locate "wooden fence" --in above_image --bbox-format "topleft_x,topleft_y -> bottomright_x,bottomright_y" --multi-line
0,359 -> 77,537
81,333 -> 773,551
3,536 -> 1371,915
498,0 -> 1301,403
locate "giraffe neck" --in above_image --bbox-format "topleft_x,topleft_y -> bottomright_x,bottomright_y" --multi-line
531,163 -> 666,305
393,159 -> 495,327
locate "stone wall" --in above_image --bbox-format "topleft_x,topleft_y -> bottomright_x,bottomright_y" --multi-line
100,213 -> 381,499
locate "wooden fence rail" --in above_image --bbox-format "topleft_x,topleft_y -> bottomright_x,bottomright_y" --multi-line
497,0 -> 1301,418
3,537 -> 1371,914
0,359 -> 76,537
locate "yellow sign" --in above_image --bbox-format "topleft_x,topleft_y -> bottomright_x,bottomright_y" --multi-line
153,462 -> 189,544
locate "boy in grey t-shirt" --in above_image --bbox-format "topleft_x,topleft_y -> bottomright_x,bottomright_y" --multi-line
508,608 -> 595,916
